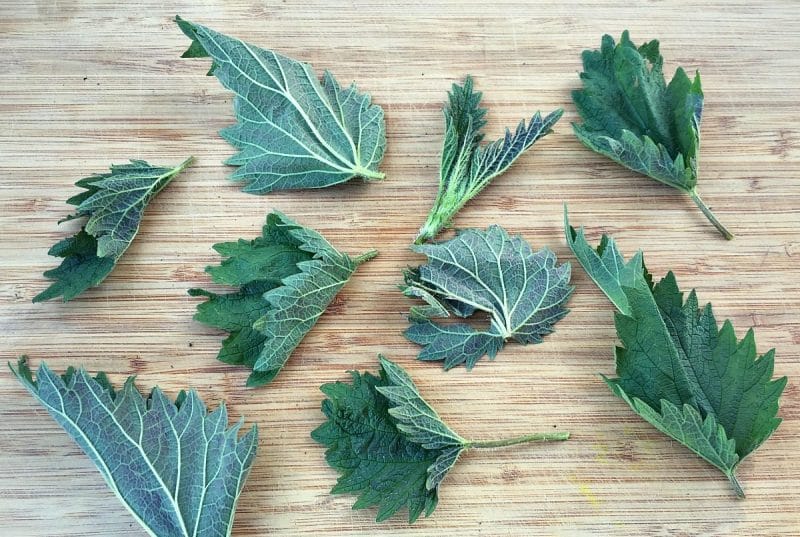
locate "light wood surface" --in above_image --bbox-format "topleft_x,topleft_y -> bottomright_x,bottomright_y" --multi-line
1,1 -> 798,535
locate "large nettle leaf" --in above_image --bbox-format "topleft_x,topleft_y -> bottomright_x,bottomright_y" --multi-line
565,209 -> 786,496
11,357 -> 258,537
415,76 -> 562,243
572,31 -> 733,240
403,225 -> 573,370
177,16 -> 386,194
34,158 -> 193,302
189,211 -> 376,387
311,356 -> 568,523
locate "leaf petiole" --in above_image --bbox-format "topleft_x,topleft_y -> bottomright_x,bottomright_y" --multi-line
353,249 -> 379,265
353,166 -> 386,181
466,431 -> 570,449
727,472 -> 745,499
688,189 -> 734,240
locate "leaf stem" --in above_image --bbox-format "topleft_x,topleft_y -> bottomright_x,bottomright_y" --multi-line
727,472 -> 745,498
353,166 -> 385,181
467,431 -> 569,449
353,249 -> 378,265
688,189 -> 733,240
174,156 -> 195,174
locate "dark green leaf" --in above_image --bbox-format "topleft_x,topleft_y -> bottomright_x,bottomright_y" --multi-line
565,217 -> 786,495
572,31 -> 732,239
312,356 -> 569,522
190,211 -> 376,387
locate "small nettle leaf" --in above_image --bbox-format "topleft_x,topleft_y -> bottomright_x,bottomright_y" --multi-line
312,356 -> 569,522
189,211 -> 376,387
565,212 -> 787,497
176,16 -> 386,194
572,31 -> 732,239
404,225 -> 573,370
10,357 -> 258,537
564,206 -> 650,315
415,76 -> 562,244
34,158 -> 193,303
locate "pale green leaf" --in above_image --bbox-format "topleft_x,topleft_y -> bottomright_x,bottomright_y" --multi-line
405,225 -> 573,369
415,76 -> 562,243
177,17 -> 386,194
11,357 -> 257,537
34,158 -> 192,302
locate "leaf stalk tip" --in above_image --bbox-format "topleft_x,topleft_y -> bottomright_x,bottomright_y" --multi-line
353,249 -> 378,265
688,189 -> 734,240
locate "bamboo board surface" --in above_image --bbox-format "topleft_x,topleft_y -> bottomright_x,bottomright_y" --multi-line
1,1 -> 799,535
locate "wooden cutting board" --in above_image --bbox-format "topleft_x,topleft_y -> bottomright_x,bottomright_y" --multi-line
1,1 -> 798,535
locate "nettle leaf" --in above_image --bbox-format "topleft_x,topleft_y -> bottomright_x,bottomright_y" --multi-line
564,206 -> 650,315
572,31 -> 732,240
177,16 -> 386,194
415,76 -> 562,243
34,158 -> 192,302
311,356 -> 568,523
189,211 -> 376,387
403,225 -> 573,370
565,213 -> 787,496
10,357 -> 258,537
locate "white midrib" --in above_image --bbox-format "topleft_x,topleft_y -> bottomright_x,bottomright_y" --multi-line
239,39 -> 359,170
85,163 -> 184,261
201,31 -> 355,175
82,382 -> 191,536
38,377 -> 178,537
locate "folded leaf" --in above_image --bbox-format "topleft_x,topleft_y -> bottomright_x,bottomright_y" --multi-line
10,357 -> 258,537
564,206 -> 650,315
34,158 -> 193,302
312,356 -> 568,522
403,225 -> 573,369
572,31 -> 732,239
565,212 -> 787,496
190,211 -> 376,387
177,16 -> 386,194
415,76 -> 562,243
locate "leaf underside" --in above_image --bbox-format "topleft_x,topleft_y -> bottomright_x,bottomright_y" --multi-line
11,357 -> 258,537
404,225 -> 573,369
177,16 -> 386,194
572,31 -> 703,192
34,158 -> 191,302
416,76 -> 562,243
189,211 -> 373,387
565,216 -> 786,494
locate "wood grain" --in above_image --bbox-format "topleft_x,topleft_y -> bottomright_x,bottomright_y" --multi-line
1,1 -> 798,535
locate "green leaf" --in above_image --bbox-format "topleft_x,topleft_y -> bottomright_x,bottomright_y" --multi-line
404,225 -> 573,370
311,366 -> 440,523
176,16 -> 386,194
312,356 -> 569,522
564,206 -> 649,315
565,218 -> 787,496
572,31 -> 732,239
10,357 -> 258,537
34,158 -> 192,302
415,76 -> 562,243
190,211 -> 376,387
